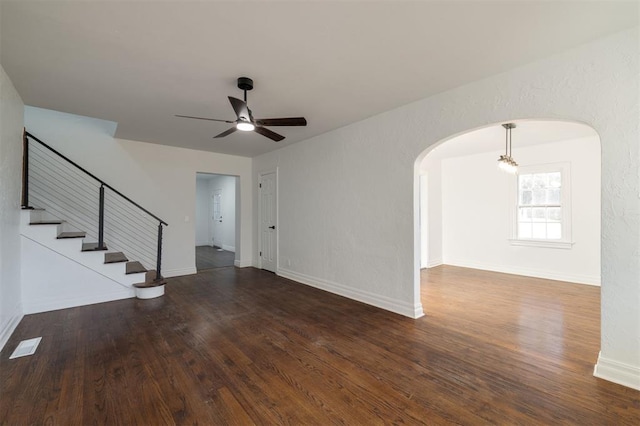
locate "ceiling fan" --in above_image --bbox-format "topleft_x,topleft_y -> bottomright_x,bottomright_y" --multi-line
175,77 -> 307,142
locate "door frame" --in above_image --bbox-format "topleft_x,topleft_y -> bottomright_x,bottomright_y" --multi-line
258,168 -> 278,271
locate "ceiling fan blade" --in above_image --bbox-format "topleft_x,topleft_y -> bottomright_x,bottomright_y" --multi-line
254,126 -> 285,142
228,97 -> 250,121
213,127 -> 238,139
255,117 -> 307,127
175,114 -> 234,123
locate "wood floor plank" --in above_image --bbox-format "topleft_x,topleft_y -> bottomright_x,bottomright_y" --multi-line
195,245 -> 235,270
1,265 -> 639,424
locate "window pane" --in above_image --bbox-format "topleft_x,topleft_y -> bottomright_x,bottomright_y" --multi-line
547,207 -> 562,222
532,207 -> 546,221
532,223 -> 546,238
518,222 -> 532,238
515,168 -> 567,242
533,174 -> 546,189
548,172 -> 561,188
547,223 -> 562,239
519,174 -> 533,190
519,207 -> 532,221
547,189 -> 560,204
532,189 -> 545,204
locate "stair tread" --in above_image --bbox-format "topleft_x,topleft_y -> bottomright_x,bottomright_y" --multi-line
126,261 -> 147,274
30,220 -> 63,225
133,280 -> 167,288
105,252 -> 128,264
81,242 -> 108,252
57,231 -> 86,239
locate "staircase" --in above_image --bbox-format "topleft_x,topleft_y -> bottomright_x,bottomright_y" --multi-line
20,130 -> 168,312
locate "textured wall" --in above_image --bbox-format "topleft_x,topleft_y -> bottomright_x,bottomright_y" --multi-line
253,29 -> 639,385
0,65 -> 25,350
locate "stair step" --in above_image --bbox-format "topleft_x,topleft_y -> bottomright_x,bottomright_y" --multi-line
57,231 -> 86,239
105,252 -> 128,264
81,242 -> 108,252
133,280 -> 167,288
29,220 -> 63,225
126,261 -> 147,275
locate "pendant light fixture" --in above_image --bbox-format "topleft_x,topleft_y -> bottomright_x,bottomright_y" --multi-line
498,123 -> 518,174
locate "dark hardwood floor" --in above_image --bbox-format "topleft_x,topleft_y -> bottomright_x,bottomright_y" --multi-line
195,245 -> 235,270
1,265 -> 638,424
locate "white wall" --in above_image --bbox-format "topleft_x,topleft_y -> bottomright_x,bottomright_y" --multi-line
25,107 -> 254,276
253,28 -> 639,389
423,155 -> 443,268
438,136 -> 600,285
419,175 -> 428,268
195,178 -> 211,246
0,65 -> 25,351
21,236 -> 134,314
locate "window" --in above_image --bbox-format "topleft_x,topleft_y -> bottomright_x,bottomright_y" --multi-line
510,163 -> 572,248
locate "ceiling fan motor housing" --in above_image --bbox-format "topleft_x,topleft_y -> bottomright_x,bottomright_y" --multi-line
237,77 -> 253,91
177,75 -> 305,142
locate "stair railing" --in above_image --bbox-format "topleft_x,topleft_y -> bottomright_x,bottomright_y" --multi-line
21,129 -> 168,282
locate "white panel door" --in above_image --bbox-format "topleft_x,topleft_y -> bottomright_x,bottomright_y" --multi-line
211,189 -> 222,248
260,172 -> 277,272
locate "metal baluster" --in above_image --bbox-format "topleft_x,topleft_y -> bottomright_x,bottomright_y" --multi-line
98,184 -> 105,249
156,223 -> 163,281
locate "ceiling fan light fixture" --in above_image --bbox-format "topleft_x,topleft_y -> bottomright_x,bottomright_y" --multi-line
236,121 -> 255,132
176,77 -> 305,141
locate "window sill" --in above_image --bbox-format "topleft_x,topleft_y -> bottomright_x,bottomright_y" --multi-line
509,239 -> 574,249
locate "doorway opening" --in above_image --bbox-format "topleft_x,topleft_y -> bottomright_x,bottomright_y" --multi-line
415,119 -> 601,302
195,172 -> 239,270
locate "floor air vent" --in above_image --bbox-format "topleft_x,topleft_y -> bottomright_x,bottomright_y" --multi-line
9,337 -> 42,359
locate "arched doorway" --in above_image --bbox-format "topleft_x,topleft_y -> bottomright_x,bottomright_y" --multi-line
415,120 -> 601,285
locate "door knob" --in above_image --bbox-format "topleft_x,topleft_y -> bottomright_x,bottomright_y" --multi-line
269,226 -> 275,229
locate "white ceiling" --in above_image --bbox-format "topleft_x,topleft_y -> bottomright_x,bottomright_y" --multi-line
423,120 -> 597,163
1,1 -> 637,157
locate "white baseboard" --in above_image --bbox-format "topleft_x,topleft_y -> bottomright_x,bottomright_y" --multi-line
0,312 -> 24,352
427,258 -> 443,268
24,289 -> 134,315
234,259 -> 252,268
444,258 -> 600,286
594,352 -> 640,391
278,268 -> 424,319
163,267 -> 197,278
222,245 -> 235,253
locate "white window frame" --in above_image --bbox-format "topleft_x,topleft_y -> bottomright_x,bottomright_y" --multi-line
509,162 -> 573,249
